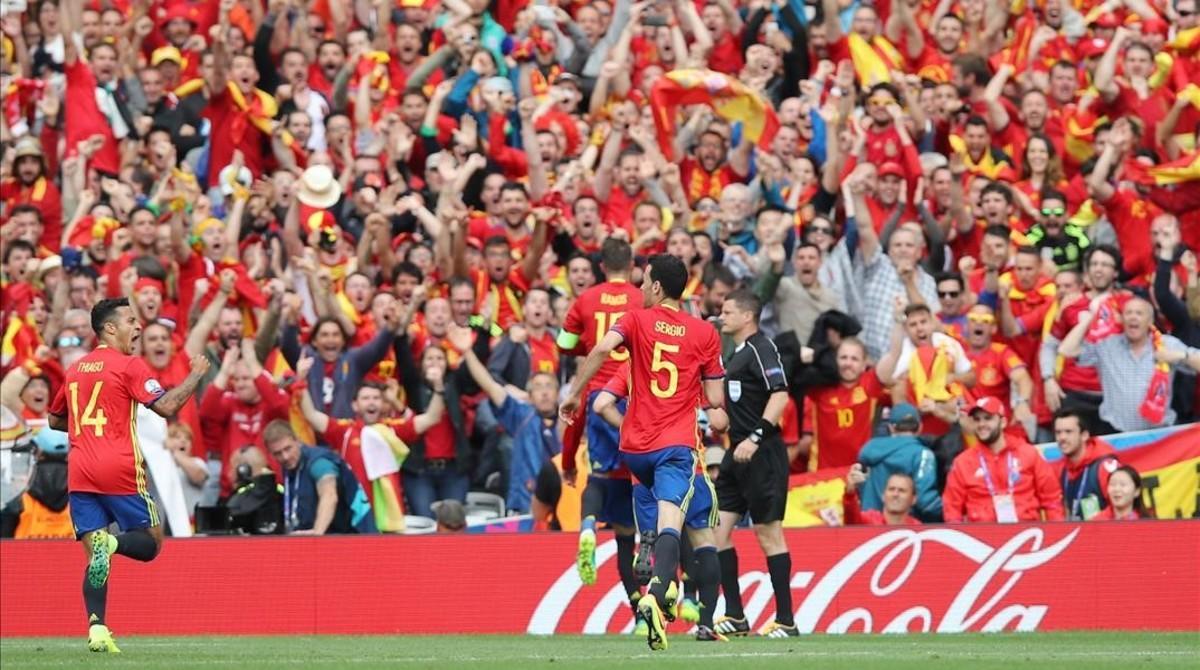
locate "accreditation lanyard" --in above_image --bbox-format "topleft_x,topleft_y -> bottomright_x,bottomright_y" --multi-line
979,451 -> 1020,522
1062,467 -> 1091,520
974,451 -> 1022,499
283,469 -> 300,532
978,451 -> 1019,498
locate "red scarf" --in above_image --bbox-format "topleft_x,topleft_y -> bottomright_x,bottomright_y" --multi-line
1140,329 -> 1171,425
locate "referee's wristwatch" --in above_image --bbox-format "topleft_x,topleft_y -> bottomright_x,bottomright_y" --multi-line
749,428 -> 764,445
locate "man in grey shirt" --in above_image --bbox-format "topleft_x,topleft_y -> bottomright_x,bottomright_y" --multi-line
1060,296 -> 1200,433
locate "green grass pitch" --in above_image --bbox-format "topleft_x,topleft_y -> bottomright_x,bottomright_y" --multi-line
2,632 -> 1198,669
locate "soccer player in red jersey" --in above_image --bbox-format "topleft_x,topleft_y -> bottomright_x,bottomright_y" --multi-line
47,298 -> 210,653
556,240 -> 643,600
561,254 -> 728,652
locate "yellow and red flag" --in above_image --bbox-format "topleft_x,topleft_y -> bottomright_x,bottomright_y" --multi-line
649,69 -> 780,161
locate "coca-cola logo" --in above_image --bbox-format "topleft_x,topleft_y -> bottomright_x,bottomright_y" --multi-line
528,527 -> 1080,635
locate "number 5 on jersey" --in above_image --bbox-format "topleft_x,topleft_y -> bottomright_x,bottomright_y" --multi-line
69,381 -> 108,437
651,342 -> 679,398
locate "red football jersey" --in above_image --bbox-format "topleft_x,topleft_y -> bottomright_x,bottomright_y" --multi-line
610,305 -> 723,454
560,279 -> 642,395
49,346 -> 166,494
805,372 -> 886,470
967,342 -> 1026,404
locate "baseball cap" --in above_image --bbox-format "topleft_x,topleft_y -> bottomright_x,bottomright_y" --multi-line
33,428 -> 69,456
1077,38 -> 1109,59
967,396 -> 1007,419
888,403 -> 921,426
482,77 -> 514,95
878,162 -> 904,179
151,46 -> 183,67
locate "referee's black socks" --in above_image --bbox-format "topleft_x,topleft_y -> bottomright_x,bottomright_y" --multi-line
692,546 -> 720,628
767,552 -> 795,626
718,548 -> 744,619
648,528 -> 680,605
115,529 -> 159,562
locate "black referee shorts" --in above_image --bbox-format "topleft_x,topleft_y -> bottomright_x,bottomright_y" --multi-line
714,437 -> 789,524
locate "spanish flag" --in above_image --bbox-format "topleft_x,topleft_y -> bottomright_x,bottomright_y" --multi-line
1,313 -> 42,374
1123,151 -> 1200,186
845,34 -> 904,87
908,345 -> 954,404
1169,26 -> 1200,55
649,69 -> 780,161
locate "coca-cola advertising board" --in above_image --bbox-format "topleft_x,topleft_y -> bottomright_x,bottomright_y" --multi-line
1,521 -> 1196,636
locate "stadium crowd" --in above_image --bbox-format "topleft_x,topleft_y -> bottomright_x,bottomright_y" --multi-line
2,0 -> 1200,538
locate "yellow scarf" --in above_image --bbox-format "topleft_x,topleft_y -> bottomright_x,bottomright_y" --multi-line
846,33 -> 904,87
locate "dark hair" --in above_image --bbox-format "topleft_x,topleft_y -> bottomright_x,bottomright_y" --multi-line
1110,465 -> 1151,518
983,223 -> 1012,241
3,239 -> 35,264
317,39 -> 346,55
392,261 -> 423,284
755,204 -> 790,221
935,273 -> 964,291
725,288 -> 763,322
867,82 -> 900,101
981,182 -> 1013,204
1015,245 -> 1040,259
600,238 -> 633,273
1040,188 -> 1067,205
705,263 -> 737,290
646,254 -> 688,299
311,316 -> 347,342
794,241 -> 821,256
90,297 -> 129,336
903,303 -> 932,319
483,235 -> 510,252
10,204 -> 42,221
499,181 -> 529,199
952,53 -> 991,87
964,114 -> 990,132
356,381 -> 387,398
1085,244 -> 1122,272
1052,407 -> 1090,434
448,276 -> 476,296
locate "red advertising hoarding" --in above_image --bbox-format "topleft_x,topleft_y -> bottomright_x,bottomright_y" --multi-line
1,521 -> 1197,637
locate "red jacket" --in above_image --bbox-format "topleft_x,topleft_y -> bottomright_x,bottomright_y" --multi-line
199,371 -> 291,497
942,437 -> 1065,523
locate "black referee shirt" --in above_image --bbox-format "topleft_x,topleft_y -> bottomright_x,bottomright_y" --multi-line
724,330 -> 789,444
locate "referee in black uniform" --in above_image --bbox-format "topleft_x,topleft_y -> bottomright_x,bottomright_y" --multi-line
711,289 -> 798,638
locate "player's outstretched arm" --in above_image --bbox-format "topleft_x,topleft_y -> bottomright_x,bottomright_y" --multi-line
151,356 -> 212,417
591,391 -> 624,429
560,331 -> 624,422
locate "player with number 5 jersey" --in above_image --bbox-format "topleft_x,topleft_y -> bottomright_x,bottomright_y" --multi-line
561,254 -> 727,653
48,298 -> 210,654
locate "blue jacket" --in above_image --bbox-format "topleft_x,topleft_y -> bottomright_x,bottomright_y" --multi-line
492,396 -> 560,514
856,434 -> 943,522
286,446 -> 376,534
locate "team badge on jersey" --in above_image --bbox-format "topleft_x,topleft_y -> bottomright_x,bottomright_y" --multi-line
851,386 -> 867,404
729,380 -> 741,402
144,379 -> 164,396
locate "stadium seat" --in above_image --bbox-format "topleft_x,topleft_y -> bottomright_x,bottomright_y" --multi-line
401,515 -> 437,535
466,492 -> 506,518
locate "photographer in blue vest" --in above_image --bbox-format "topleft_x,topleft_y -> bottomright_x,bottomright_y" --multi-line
263,420 -> 376,535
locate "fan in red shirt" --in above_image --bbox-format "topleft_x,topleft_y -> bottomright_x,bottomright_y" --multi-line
203,7 -> 274,184
942,398 -> 1064,523
962,306 -> 1035,420
453,208 -> 551,331
804,338 -> 892,470
997,247 -> 1056,425
1086,118 -> 1159,281
198,341 -> 291,498
842,466 -> 923,526
47,298 -> 209,652
559,255 -> 727,647
679,127 -> 749,206
296,360 -> 447,526
1,137 -> 63,253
